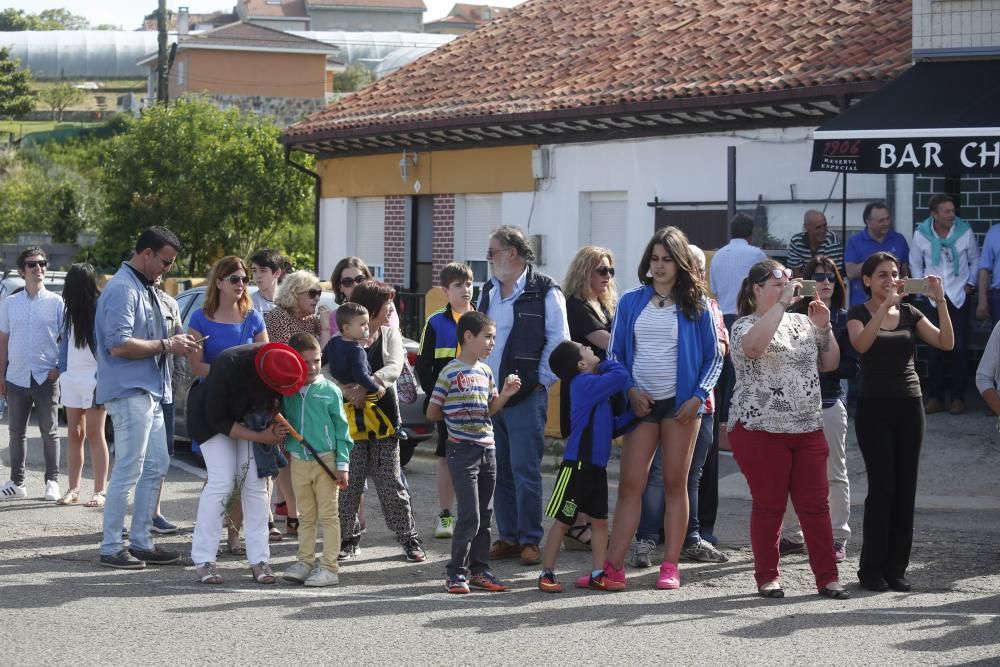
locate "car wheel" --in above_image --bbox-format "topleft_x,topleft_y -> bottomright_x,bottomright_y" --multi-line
399,439 -> 417,467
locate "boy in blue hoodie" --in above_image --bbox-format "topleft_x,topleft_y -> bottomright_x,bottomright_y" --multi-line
538,341 -> 634,593
281,333 -> 354,587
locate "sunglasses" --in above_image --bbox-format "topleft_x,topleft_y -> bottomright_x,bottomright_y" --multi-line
486,246 -> 509,260
810,272 -> 836,283
305,288 -> 323,299
24,260 -> 47,269
227,275 -> 250,285
754,267 -> 792,283
156,253 -> 175,268
595,266 -> 615,277
339,275 -> 368,288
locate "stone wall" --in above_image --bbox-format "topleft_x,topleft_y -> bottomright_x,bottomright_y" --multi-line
191,93 -> 328,128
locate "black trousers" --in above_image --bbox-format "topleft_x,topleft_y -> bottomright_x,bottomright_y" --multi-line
699,411 -> 721,537
854,396 -> 925,581
925,296 -> 971,403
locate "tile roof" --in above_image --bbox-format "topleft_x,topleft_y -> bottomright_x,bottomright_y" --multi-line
241,0 -> 308,18
141,11 -> 236,31
284,0 -> 911,144
306,0 -> 426,9
178,20 -> 337,53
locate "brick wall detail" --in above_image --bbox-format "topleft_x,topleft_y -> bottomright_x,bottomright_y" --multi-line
384,195 -> 407,285
432,194 -> 456,279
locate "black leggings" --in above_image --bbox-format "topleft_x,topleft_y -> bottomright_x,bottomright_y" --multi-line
854,396 -> 925,581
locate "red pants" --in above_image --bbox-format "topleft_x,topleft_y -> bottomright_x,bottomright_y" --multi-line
730,422 -> 838,591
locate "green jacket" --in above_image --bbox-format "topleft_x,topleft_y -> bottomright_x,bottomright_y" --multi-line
282,378 -> 354,470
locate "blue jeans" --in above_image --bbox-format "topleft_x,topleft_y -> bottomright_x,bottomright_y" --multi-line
493,388 -> 547,546
637,413 -> 714,546
162,401 -> 175,457
100,393 -> 169,555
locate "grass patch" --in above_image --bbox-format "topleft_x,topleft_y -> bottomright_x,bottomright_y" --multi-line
0,120 -> 104,139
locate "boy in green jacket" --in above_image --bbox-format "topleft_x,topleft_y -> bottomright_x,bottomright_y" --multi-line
281,333 -> 354,587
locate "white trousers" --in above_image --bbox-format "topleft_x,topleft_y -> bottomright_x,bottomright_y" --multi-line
190,434 -> 270,565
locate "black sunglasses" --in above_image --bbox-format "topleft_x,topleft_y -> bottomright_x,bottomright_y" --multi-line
227,275 -> 250,285
811,272 -> 836,283
340,275 -> 368,288
24,260 -> 47,269
595,266 -> 615,277
305,288 -> 323,299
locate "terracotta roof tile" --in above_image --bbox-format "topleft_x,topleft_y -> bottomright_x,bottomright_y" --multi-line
285,0 -> 911,141
241,0 -> 308,18
180,21 -> 337,53
306,0 -> 425,9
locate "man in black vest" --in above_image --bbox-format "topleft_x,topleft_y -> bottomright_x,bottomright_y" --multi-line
478,225 -> 569,566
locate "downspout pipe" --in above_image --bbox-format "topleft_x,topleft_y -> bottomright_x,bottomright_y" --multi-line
285,146 -> 322,275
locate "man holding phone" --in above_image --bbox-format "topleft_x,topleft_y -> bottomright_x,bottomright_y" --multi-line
910,194 -> 980,415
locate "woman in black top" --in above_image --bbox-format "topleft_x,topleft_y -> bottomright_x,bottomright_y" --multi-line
847,251 -> 953,592
188,342 -> 306,585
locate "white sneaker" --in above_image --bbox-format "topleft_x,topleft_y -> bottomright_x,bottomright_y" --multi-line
626,538 -> 656,568
0,480 -> 27,499
44,480 -> 60,501
434,510 -> 455,538
304,567 -> 339,587
282,561 -> 312,584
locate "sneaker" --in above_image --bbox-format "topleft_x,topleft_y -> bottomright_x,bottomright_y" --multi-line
128,546 -> 181,565
273,501 -> 288,517
434,510 -> 455,538
575,571 -> 612,591
489,540 -> 520,560
44,480 -> 60,501
779,537 -> 805,556
834,540 -> 847,563
680,538 -> 729,563
0,480 -> 27,499
469,571 -> 510,592
924,398 -> 946,414
304,567 -> 339,587
656,561 -> 681,590
282,560 -> 313,584
100,549 -> 146,570
538,570 -> 563,593
337,542 -> 361,562
519,544 -> 541,566
701,532 -> 719,546
151,515 -> 179,535
446,575 -> 470,594
602,560 -> 627,592
403,537 -> 426,562
626,538 -> 656,568
949,399 -> 965,415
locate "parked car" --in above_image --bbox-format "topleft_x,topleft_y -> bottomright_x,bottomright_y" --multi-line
171,285 -> 433,465
0,270 -> 68,306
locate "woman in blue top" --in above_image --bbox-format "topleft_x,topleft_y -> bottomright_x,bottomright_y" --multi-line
188,255 -> 268,553
603,227 -> 724,591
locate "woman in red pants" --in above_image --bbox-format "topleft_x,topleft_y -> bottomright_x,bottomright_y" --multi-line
728,260 -> 849,599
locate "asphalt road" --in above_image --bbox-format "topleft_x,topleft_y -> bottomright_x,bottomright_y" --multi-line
1,408 -> 998,666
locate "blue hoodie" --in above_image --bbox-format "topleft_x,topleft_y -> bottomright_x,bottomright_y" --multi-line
562,360 -> 636,466
608,285 -> 724,412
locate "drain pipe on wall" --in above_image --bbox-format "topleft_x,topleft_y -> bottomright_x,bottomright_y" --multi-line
284,146 -> 321,275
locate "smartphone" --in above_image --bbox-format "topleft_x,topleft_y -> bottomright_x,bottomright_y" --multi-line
797,280 -> 817,297
902,278 -> 928,295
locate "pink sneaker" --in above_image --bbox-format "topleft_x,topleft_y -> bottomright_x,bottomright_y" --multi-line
602,560 -> 627,591
575,571 -> 612,590
656,561 -> 680,590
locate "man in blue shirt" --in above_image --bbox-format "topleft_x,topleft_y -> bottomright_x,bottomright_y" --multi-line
844,202 -> 910,307
96,227 -> 198,570
976,223 -> 1000,325
478,225 -> 568,566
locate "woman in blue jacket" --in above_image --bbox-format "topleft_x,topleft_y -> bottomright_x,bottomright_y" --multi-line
603,227 -> 724,591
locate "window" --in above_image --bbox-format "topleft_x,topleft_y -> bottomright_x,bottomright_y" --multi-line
355,197 -> 385,279
177,59 -> 187,86
585,192 -> 628,266
458,194 -> 501,284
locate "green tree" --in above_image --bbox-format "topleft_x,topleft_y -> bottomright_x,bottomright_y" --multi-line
333,65 -> 375,93
39,82 -> 86,121
0,8 -> 90,31
0,47 -> 35,119
101,98 -> 314,275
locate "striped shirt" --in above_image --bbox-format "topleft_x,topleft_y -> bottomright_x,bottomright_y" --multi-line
786,230 -> 843,272
429,359 -> 498,447
632,301 -> 678,400
710,239 -> 768,315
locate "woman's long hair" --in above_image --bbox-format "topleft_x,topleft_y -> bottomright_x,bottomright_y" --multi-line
330,256 -> 372,305
736,259 -> 785,316
203,256 -> 252,317
637,226 -> 705,320
62,263 -> 99,350
562,245 -> 617,322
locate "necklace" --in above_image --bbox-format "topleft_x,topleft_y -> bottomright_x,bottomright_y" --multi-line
653,290 -> 672,307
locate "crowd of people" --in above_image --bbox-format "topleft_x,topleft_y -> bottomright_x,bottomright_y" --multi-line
2,191 -> 999,597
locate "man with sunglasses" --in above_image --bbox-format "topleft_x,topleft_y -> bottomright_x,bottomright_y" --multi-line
0,248 -> 64,501
95,227 -> 199,569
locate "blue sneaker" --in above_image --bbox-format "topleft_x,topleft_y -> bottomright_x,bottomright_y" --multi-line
152,515 -> 178,535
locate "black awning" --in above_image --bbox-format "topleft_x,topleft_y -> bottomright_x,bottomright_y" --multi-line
811,60 -> 1000,173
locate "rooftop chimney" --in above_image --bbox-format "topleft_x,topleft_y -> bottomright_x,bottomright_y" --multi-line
178,6 -> 190,35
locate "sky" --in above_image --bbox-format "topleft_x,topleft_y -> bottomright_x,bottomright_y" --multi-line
5,0 -> 526,30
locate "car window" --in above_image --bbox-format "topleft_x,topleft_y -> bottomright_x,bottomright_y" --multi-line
177,291 -> 205,329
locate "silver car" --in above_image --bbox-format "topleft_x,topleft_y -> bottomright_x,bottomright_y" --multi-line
171,286 -> 432,465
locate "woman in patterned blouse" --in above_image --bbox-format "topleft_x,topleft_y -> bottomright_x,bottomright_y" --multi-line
728,259 -> 848,600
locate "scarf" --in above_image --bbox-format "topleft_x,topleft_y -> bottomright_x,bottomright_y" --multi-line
916,216 -> 970,277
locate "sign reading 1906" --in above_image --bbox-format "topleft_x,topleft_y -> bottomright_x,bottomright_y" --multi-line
811,137 -> 1000,173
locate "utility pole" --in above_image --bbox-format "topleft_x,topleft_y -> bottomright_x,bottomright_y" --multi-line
156,0 -> 168,104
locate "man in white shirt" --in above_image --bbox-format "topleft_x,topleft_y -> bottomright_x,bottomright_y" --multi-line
910,194 -> 980,415
709,214 -> 766,449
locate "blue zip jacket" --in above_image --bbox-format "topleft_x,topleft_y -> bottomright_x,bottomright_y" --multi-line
563,359 -> 636,466
608,285 -> 724,412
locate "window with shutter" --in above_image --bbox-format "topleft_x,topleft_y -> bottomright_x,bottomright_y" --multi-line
587,192 -> 628,264
458,194 -> 501,284
355,197 -> 385,280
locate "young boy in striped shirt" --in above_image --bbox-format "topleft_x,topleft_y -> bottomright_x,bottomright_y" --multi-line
427,311 -> 521,594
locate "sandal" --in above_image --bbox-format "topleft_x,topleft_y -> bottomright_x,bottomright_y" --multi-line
250,561 -> 276,584
820,583 -> 851,600
56,488 -> 80,505
268,522 -> 284,542
286,518 -> 299,537
84,491 -> 105,508
758,581 -> 785,598
562,522 -> 593,551
196,562 -> 223,584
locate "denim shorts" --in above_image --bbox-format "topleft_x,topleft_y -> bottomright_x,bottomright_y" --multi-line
641,397 -> 677,423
